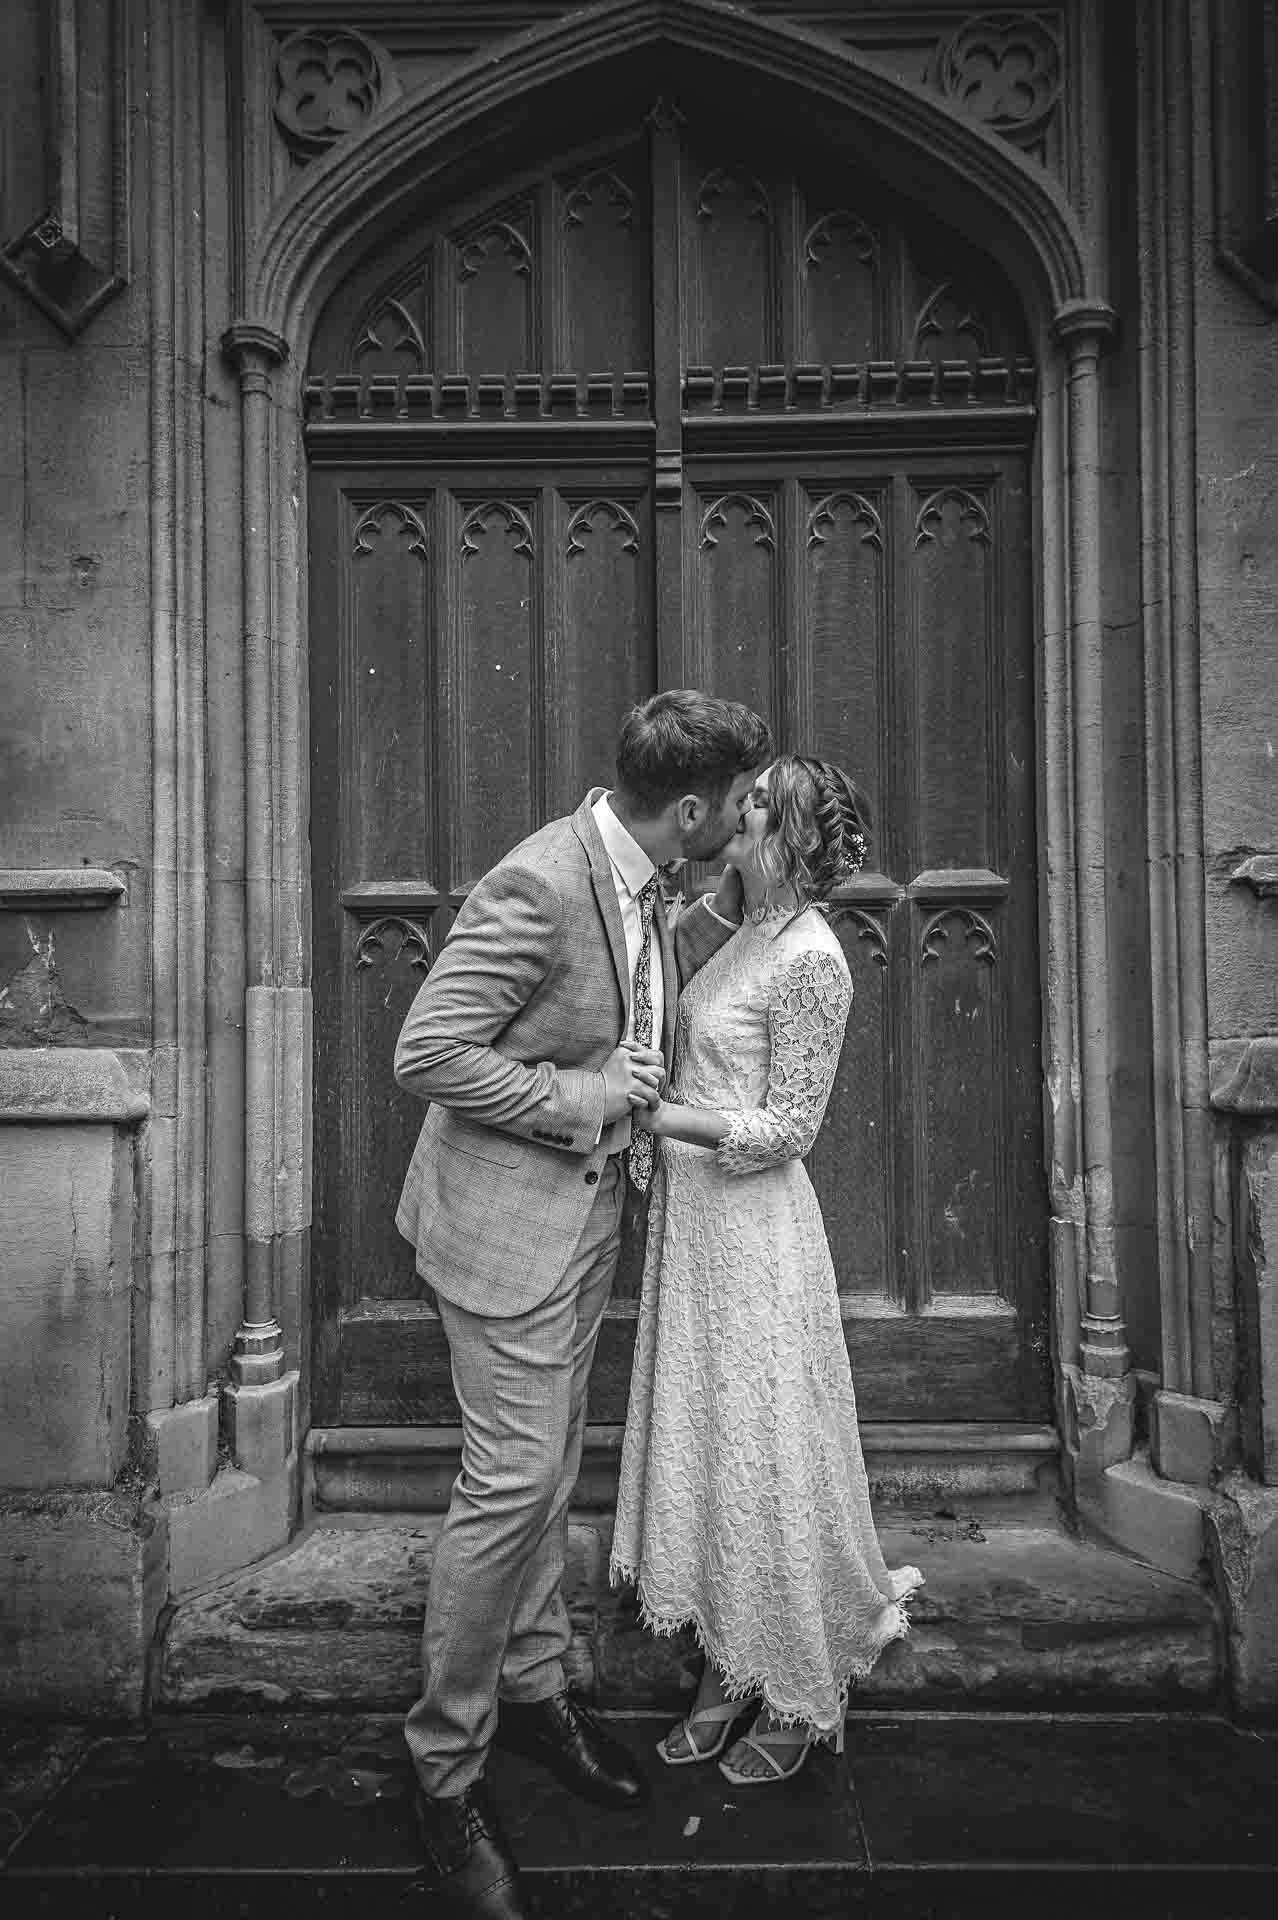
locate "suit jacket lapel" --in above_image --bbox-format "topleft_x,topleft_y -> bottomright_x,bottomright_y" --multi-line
572,792 -> 631,1029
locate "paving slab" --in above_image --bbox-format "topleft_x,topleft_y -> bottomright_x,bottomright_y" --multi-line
3,1713 -> 1277,1919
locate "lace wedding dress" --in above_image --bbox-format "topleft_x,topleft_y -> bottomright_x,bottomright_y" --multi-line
610,903 -> 922,1737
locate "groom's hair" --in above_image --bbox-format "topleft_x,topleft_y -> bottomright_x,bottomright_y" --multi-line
615,690 -> 772,814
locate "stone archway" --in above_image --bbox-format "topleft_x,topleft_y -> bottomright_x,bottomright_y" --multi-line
217,0 -> 1125,1506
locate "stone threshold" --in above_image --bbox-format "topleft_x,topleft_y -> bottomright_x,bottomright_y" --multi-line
153,1510 -> 1222,1714
4,1712 -> 1277,1919
307,1420 -> 1062,1511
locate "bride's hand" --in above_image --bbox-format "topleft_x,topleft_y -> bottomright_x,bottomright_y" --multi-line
644,1098 -> 670,1137
712,862 -> 744,925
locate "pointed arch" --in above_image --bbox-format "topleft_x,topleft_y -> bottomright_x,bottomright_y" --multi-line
242,0 -> 1096,366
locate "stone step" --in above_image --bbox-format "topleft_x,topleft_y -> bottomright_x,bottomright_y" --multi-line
5,1711 -> 1277,1919
153,1512 -> 1223,1713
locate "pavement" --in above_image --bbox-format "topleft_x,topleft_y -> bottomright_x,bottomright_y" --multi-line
3,1709 -> 1277,1918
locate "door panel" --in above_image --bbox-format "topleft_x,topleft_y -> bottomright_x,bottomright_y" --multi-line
307,112 -> 1049,1434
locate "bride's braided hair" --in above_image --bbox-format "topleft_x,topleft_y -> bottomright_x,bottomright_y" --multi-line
756,754 -> 871,904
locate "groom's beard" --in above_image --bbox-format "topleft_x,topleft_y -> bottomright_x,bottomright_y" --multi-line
680,818 -> 739,864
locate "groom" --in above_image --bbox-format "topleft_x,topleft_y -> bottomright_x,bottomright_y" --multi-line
393,689 -> 772,1919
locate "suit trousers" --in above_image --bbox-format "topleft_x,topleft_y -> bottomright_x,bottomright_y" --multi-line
405,1155 -> 625,1798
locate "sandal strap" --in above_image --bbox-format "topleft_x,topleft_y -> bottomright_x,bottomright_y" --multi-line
728,1729 -> 809,1778
665,1701 -> 740,1757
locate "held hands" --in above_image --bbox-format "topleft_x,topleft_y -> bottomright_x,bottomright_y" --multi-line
600,1040 -> 666,1124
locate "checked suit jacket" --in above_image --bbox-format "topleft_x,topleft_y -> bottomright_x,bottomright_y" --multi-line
393,789 -> 735,1317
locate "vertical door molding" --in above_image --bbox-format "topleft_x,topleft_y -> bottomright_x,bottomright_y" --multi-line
221,319 -> 305,1411
1136,0 -> 1231,1484
1052,296 -> 1135,1473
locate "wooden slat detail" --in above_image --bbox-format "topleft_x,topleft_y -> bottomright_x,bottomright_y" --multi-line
337,1302 -> 1027,1426
800,202 -> 881,365
684,154 -> 779,368
909,481 -> 996,871
550,489 -> 653,812
554,157 -> 648,373
449,494 -> 538,887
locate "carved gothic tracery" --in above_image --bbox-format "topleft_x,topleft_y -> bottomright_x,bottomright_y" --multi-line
563,170 -> 635,230
804,209 -> 878,270
936,13 -> 1062,148
352,501 -> 428,560
460,500 -> 536,560
699,493 -> 777,552
565,499 -> 641,558
274,29 -> 396,159
921,907 -> 999,966
457,221 -> 534,282
806,491 -> 884,553
354,917 -> 431,973
695,165 -> 772,224
914,487 -> 993,550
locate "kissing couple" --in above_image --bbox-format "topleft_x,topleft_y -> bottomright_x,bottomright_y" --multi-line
393,689 -> 922,1918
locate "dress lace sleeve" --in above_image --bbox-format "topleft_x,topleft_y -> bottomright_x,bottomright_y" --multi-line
716,946 -> 853,1176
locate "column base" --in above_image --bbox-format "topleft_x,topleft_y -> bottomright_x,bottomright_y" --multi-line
146,1392 -> 219,1497
1063,1363 -> 1137,1476
1151,1390 -> 1236,1487
225,1370 -> 298,1480
164,1455 -> 299,1598
1076,1450 -> 1207,1582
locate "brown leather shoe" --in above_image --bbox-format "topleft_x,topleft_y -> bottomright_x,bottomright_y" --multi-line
413,1779 -> 537,1919
497,1691 -> 649,1807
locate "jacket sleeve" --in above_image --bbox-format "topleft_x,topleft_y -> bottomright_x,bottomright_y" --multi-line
393,863 -> 606,1151
714,947 -> 853,1176
673,891 -> 739,987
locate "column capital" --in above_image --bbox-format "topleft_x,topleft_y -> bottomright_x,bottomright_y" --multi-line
221,320 -> 291,375
1052,297 -> 1118,350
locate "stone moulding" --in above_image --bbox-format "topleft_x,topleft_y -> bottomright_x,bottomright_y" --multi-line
0,0 -> 131,338
223,0 -> 1120,1542
0,1048 -> 150,1125
0,869 -> 127,908
1211,1039 -> 1278,1116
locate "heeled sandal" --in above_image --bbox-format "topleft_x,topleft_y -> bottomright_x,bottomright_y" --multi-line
656,1699 -> 749,1767
717,1725 -> 812,1787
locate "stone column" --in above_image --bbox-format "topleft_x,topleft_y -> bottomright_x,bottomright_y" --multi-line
1054,299 -> 1136,1474
219,320 -> 300,1485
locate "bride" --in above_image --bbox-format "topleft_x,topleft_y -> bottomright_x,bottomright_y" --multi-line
610,753 -> 922,1785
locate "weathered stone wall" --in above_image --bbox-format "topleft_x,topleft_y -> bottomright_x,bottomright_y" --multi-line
0,0 -> 165,1716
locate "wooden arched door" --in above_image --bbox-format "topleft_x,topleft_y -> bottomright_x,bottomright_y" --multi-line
307,102 -> 1050,1449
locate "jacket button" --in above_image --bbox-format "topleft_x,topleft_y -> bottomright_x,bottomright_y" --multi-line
584,1169 -> 599,1185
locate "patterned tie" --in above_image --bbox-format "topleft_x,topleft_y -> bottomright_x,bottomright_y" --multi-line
627,875 -> 660,1193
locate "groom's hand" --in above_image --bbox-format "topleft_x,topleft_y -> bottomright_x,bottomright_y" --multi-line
601,1043 -> 666,1122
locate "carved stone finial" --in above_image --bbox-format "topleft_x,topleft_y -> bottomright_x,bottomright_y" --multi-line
273,28 -> 398,160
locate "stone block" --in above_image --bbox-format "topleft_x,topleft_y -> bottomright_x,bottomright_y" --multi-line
1204,1473 -> 1278,1718
225,1371 -> 298,1479
0,1118 -> 132,1487
1151,1391 -> 1232,1487
147,1393 -> 219,1498
1238,1126 -> 1278,1484
1078,1453 -> 1208,1581
165,1456 -> 298,1598
0,1491 -> 167,1718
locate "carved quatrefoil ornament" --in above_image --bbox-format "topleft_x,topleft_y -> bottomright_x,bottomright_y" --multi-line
274,29 -> 399,160
937,13 -> 1062,148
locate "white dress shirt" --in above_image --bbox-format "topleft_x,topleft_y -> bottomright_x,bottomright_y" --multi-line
592,793 -> 665,1046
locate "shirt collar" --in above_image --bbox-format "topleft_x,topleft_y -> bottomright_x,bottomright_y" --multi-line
593,792 -> 657,899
